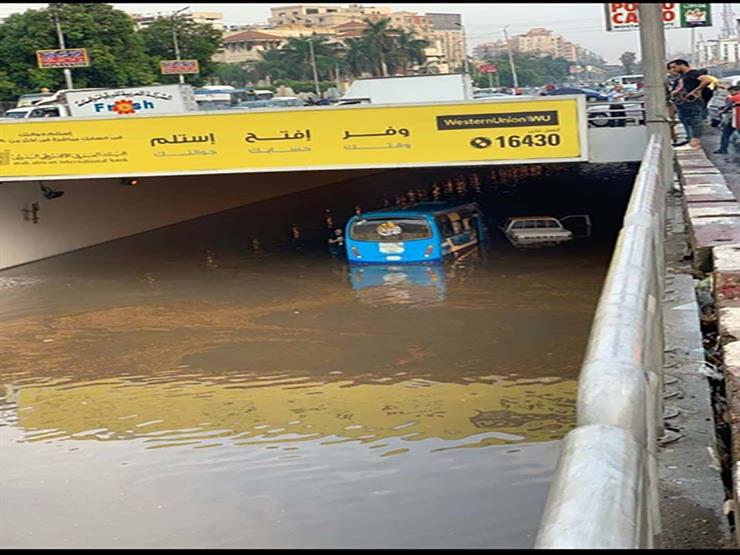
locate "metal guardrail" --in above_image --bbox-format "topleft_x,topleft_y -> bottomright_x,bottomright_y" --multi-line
535,134 -> 666,549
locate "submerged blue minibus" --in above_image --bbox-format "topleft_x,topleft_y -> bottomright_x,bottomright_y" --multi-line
345,202 -> 485,263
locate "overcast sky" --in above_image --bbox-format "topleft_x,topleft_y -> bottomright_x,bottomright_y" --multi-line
1,2 -> 737,64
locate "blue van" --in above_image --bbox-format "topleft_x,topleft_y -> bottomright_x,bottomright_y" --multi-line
345,202 -> 485,263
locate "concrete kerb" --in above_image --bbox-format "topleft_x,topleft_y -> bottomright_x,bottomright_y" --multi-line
676,147 -> 740,545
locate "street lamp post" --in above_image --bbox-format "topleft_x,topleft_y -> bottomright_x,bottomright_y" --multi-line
503,25 -> 519,89
171,6 -> 190,85
50,3 -> 73,89
308,36 -> 321,97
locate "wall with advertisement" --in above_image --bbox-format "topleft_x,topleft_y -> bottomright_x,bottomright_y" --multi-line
0,97 -> 587,182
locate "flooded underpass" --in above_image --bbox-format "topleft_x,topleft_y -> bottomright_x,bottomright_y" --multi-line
0,161 -> 638,548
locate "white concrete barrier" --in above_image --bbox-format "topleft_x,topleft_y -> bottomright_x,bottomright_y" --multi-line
536,135 -> 665,548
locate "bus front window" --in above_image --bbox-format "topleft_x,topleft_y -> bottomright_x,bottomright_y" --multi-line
351,218 -> 432,242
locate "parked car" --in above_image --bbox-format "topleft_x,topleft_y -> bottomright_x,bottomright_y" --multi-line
473,92 -> 511,99
235,97 -> 306,110
544,87 -> 608,102
545,87 -> 645,127
499,215 -> 591,248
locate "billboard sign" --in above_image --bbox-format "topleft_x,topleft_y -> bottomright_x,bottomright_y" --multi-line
604,3 -> 712,31
478,64 -> 497,73
160,60 -> 200,75
0,97 -> 588,181
36,48 -> 90,69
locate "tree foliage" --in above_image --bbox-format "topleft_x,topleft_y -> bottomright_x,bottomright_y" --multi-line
139,16 -> 223,86
254,17 -> 429,86
0,3 -> 155,99
619,51 -> 637,74
0,3 -> 224,100
212,62 -> 255,87
475,52 -> 571,87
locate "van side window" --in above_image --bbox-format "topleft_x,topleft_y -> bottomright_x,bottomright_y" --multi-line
435,215 -> 455,238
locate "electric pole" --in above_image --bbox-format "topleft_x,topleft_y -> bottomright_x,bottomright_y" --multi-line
309,36 -> 321,97
638,3 -> 672,191
171,6 -> 189,85
503,25 -> 519,89
50,3 -> 73,89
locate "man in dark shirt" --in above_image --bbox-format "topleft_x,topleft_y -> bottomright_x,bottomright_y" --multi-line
667,58 -> 713,150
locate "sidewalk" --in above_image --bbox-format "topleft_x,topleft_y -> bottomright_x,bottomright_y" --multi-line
666,124 -> 740,547
659,130 -> 733,548
704,126 -> 740,191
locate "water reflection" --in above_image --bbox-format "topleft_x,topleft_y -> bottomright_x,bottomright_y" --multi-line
349,263 -> 447,306
4,373 -> 576,450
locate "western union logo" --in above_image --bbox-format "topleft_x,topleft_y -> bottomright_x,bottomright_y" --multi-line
436,110 -> 559,130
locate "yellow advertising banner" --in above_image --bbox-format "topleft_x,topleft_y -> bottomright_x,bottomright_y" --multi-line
0,97 -> 586,181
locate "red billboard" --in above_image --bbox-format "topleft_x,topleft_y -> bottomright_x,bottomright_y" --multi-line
160,60 -> 200,75
478,63 -> 497,73
36,48 -> 89,69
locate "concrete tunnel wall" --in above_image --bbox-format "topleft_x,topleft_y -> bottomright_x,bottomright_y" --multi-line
0,169 -> 384,270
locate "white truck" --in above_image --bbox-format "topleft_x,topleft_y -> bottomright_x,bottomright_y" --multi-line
339,73 -> 474,105
1,84 -> 197,119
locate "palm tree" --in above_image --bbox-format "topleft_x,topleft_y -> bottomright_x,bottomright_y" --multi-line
361,18 -> 396,77
390,30 -> 428,75
281,35 -> 338,81
343,37 -> 373,78
255,48 -> 291,82
619,51 -> 637,74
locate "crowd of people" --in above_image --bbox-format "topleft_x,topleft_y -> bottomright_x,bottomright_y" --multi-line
666,58 -> 739,154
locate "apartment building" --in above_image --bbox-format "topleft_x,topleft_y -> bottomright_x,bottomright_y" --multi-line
267,4 -> 390,27
426,13 -> 465,71
131,11 -> 225,31
212,29 -> 284,64
696,36 -> 739,66
472,27 -> 603,65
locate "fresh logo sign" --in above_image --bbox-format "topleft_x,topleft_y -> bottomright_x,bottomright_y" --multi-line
94,99 -> 156,115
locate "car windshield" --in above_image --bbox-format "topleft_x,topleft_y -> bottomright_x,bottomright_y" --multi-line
3,110 -> 28,118
351,218 -> 432,242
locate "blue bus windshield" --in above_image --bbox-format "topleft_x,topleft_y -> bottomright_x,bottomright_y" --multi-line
350,217 -> 432,242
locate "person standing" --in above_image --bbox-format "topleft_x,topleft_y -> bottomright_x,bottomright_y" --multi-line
714,85 -> 740,155
667,59 -> 714,150
327,228 -> 345,257
607,83 -> 627,127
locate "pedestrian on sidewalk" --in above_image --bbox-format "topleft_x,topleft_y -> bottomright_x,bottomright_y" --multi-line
667,59 -> 714,150
714,85 -> 740,155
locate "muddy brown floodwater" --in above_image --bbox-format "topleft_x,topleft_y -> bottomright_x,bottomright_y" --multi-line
0,163 -> 637,548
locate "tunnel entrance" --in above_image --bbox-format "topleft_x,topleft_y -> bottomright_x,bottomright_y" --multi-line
0,161 -> 640,549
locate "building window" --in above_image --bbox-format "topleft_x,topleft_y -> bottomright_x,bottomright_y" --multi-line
306,8 -> 318,14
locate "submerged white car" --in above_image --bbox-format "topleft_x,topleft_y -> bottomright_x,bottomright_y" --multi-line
501,215 -> 591,247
